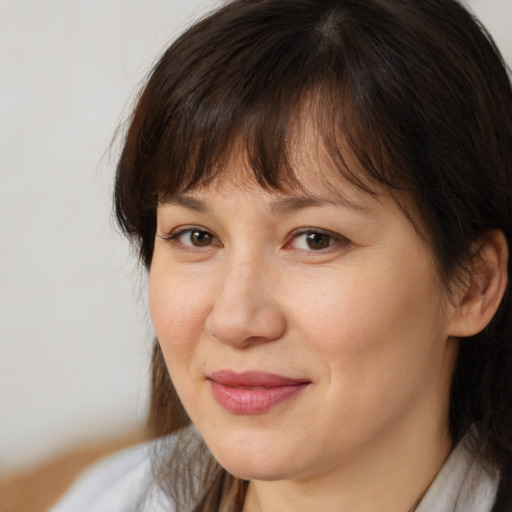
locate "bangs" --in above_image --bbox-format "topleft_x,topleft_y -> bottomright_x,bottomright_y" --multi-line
153,85 -> 385,201
142,1 -> 409,201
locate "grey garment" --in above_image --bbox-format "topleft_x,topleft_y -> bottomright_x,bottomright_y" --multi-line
50,430 -> 499,512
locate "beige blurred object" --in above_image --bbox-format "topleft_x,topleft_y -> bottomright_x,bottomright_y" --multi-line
0,430 -> 146,512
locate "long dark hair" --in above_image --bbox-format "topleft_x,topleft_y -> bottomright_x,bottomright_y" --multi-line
114,0 -> 512,510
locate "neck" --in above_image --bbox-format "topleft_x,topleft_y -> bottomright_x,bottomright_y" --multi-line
242,421 -> 452,512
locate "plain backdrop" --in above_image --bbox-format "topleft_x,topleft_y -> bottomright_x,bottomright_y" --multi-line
1,0 -> 511,473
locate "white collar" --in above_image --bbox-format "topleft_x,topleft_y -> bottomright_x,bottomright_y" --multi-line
416,432 -> 499,512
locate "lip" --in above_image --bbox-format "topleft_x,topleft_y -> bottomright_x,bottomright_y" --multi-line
208,370 -> 310,414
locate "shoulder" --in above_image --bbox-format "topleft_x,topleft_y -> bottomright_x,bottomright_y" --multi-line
49,437 -> 173,512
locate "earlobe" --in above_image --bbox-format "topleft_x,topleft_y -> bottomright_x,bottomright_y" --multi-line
449,230 -> 509,338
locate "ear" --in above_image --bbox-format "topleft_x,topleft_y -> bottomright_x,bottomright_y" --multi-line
449,230 -> 509,338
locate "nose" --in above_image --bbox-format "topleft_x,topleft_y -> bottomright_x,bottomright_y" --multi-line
205,255 -> 287,348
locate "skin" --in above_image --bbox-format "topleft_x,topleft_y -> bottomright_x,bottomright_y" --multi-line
148,142 -> 468,511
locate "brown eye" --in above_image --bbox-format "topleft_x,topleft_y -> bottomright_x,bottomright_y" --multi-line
305,232 -> 332,250
189,230 -> 213,247
168,228 -> 218,248
288,229 -> 346,252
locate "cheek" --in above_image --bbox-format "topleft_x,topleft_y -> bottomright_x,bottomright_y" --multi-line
288,274 -> 409,353
286,265 -> 450,438
148,264 -> 211,362
288,257 -> 447,381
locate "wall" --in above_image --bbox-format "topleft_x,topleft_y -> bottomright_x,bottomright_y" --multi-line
0,0 -> 222,472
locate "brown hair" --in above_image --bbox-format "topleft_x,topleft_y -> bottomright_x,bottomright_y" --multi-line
114,0 -> 512,510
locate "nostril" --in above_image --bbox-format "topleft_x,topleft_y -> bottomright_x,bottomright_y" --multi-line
205,303 -> 287,348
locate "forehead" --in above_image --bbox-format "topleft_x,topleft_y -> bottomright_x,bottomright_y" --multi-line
161,146 -> 389,220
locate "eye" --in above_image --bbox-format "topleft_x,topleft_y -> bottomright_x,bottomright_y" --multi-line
288,229 -> 347,251
167,228 -> 219,248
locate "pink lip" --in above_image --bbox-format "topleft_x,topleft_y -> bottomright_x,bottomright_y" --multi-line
208,370 -> 310,414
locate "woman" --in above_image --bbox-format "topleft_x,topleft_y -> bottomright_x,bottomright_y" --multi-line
52,0 -> 512,510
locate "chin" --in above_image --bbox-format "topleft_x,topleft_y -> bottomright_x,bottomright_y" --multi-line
204,433 -> 303,482
215,454 -> 292,482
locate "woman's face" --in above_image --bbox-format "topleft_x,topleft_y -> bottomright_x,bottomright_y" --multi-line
148,149 -> 459,483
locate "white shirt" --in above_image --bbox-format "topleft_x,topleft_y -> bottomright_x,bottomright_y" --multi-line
50,431 -> 499,512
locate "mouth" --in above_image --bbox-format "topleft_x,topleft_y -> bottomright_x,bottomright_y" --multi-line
208,370 -> 311,414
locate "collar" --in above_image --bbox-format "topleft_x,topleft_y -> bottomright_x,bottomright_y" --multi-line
416,431 -> 499,512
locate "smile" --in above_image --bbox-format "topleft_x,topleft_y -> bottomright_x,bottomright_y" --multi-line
208,370 -> 311,414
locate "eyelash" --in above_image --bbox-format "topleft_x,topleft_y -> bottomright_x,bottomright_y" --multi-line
287,228 -> 349,252
162,226 -> 349,252
164,227 -> 221,249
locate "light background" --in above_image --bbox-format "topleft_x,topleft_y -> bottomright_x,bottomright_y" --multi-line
1,0 -> 511,472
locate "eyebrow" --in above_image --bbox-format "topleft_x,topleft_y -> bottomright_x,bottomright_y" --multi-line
159,195 -> 213,214
159,192 -> 375,216
268,195 -> 374,216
